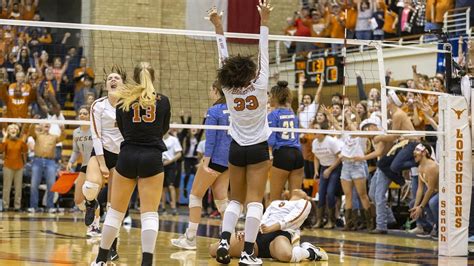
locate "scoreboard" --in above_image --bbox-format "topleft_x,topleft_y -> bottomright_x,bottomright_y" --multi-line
295,55 -> 343,87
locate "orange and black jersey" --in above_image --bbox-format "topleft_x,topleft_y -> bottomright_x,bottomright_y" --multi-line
116,94 -> 171,152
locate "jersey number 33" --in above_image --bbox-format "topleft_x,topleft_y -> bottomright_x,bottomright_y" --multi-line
132,103 -> 156,123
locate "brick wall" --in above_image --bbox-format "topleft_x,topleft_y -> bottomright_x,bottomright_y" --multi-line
87,0 -> 300,122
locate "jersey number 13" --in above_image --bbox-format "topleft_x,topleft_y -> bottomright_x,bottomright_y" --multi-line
132,103 -> 156,123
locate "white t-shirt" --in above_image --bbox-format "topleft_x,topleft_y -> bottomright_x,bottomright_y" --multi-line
312,136 -> 342,166
340,134 -> 367,159
299,102 -> 319,129
218,27 -> 272,146
262,199 -> 311,232
196,140 -> 205,155
90,96 -> 124,155
162,135 -> 183,161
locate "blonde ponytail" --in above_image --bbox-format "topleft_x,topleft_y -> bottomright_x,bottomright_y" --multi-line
115,62 -> 156,111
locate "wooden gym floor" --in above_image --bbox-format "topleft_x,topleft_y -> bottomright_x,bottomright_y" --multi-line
0,211 -> 472,265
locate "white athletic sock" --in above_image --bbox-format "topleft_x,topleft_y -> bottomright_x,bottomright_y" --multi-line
222,200 -> 242,234
186,222 -> 198,239
291,246 -> 310,262
141,212 -> 159,254
100,208 -> 125,250
244,202 -> 263,244
93,215 -> 100,227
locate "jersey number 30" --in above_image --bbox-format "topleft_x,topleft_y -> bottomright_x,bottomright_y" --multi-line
234,96 -> 259,111
132,103 -> 156,123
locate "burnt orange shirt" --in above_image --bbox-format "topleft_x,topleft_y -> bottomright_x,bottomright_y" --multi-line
329,13 -> 345,38
300,134 -> 316,161
345,6 -> 358,30
426,0 -> 454,23
0,83 -> 36,118
0,139 -> 27,170
383,10 -> 398,33
22,5 -> 36,20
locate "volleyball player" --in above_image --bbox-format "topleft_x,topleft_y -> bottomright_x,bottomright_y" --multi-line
82,66 -> 126,260
67,106 -> 100,237
92,62 -> 170,266
267,81 -> 304,202
209,189 -> 328,263
210,2 -> 273,264
171,81 -> 231,250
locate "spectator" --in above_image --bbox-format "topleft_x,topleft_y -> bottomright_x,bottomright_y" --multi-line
161,131 -> 183,216
27,122 -> 66,213
425,0 -> 454,31
17,47 -> 32,71
5,52 -> 17,82
0,71 -> 36,118
73,75 -> 97,112
399,0 -> 415,35
292,7 -> 314,53
21,0 -> 40,20
355,0 -> 374,40
328,4 -> 345,52
372,2 -> 385,40
341,0 -> 358,38
1,123 -> 27,211
410,143 -> 439,239
73,56 -> 95,92
8,2 -> 21,19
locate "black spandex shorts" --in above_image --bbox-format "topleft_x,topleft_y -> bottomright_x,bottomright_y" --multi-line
115,144 -> 164,179
228,140 -> 269,167
90,149 -> 118,170
163,162 -> 178,187
272,147 -> 304,171
208,161 -> 228,173
256,230 -> 292,258
80,165 -> 87,174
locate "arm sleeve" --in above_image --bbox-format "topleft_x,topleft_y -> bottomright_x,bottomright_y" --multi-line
90,101 -> 104,156
278,200 -> 311,230
216,34 -> 229,67
357,76 -> 368,100
267,113 -> 277,148
253,26 -> 269,90
204,108 -> 218,158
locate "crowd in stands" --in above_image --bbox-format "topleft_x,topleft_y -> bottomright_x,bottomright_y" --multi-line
0,0 -> 473,243
285,0 -> 457,53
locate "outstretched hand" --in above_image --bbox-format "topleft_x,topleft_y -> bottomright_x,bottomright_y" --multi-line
207,7 -> 224,35
257,0 -> 273,27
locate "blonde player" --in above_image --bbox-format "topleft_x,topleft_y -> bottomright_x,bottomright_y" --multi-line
210,2 -> 273,265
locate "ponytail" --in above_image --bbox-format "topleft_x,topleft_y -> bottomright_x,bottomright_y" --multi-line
115,62 -> 156,111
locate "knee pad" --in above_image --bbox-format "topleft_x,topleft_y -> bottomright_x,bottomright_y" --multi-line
226,200 -> 242,217
103,208 -> 126,229
76,200 -> 86,211
214,198 -> 229,214
188,194 -> 203,209
141,212 -> 159,232
82,181 -> 100,201
246,202 -> 263,220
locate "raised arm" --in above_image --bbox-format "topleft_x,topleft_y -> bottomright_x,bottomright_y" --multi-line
209,7 -> 228,66
253,0 -> 272,89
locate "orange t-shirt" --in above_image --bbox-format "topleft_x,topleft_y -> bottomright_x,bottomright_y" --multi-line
345,6 -> 358,30
329,13 -> 345,38
383,10 -> 398,34
300,134 -> 316,161
0,83 -> 36,118
0,139 -> 27,170
22,5 -> 36,20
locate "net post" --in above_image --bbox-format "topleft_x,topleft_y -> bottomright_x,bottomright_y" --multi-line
375,42 -> 388,132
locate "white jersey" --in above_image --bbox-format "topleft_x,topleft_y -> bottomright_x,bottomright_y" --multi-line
90,97 -> 123,155
217,27 -> 271,146
262,199 -> 311,233
162,135 -> 183,161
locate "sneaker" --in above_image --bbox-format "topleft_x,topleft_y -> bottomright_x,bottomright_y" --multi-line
408,225 -> 424,234
27,208 -> 36,213
238,251 -> 262,265
108,248 -> 119,261
85,200 -> 98,226
416,230 -> 432,238
171,208 -> 179,216
369,229 -> 388,234
430,226 -> 438,240
216,239 -> 231,264
209,210 -> 221,219
87,225 -> 102,238
468,235 -> 474,243
90,261 -> 106,266
301,242 -> 329,261
93,226 -> 101,236
158,207 -> 167,215
171,234 -> 197,250
123,216 -> 132,226
48,208 -> 57,214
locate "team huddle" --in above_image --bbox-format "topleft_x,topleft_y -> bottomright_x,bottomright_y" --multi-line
77,1 -> 327,265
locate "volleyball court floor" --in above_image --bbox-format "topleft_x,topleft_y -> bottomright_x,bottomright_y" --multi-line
1,209 -> 471,265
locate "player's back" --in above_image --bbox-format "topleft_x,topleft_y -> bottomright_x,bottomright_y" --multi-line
116,94 -> 171,151
268,107 -> 300,149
